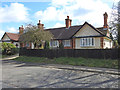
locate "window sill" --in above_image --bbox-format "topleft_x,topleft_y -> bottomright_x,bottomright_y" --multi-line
80,46 -> 94,47
51,46 -> 59,47
64,46 -> 71,47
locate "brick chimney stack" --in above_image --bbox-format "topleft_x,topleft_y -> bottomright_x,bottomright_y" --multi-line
19,25 -> 24,35
37,20 -> 44,30
65,16 -> 72,28
103,12 -> 108,29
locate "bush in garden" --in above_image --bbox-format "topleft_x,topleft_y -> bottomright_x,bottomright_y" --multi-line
11,48 -> 19,55
0,43 -> 2,54
1,42 -> 17,55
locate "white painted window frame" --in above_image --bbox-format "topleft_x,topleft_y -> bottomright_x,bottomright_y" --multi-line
50,40 -> 59,47
63,40 -> 71,47
80,38 -> 95,47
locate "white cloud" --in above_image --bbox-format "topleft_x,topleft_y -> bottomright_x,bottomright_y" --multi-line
53,23 -> 65,28
110,0 -> 119,3
7,27 -> 18,33
35,6 -> 67,22
0,27 -> 18,39
0,3 -> 29,23
35,7 -> 58,22
0,30 -> 5,39
34,0 -> 112,27
50,0 -> 75,7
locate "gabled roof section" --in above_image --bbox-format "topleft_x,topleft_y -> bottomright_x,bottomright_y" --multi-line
46,22 -> 108,40
46,25 -> 82,39
2,32 -> 19,41
72,22 -> 106,38
86,22 -> 106,35
96,27 -> 108,35
1,22 -> 109,41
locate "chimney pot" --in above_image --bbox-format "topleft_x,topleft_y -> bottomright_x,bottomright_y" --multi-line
103,12 -> 108,29
67,16 -> 69,19
37,20 -> 44,30
65,16 -> 72,28
104,12 -> 108,17
42,24 -> 44,26
19,25 -> 24,35
39,20 -> 40,23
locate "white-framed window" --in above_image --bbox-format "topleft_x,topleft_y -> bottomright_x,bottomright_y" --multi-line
80,38 -> 94,46
63,40 -> 71,47
50,40 -> 59,47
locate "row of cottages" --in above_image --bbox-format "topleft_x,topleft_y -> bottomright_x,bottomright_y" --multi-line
1,12 -> 113,49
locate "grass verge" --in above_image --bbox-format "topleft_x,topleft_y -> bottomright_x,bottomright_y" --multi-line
13,56 -> 118,69
1,55 -> 12,58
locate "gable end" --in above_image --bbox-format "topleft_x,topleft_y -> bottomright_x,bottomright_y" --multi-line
72,22 -> 105,38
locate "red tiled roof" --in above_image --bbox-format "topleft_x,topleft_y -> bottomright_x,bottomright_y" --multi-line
6,32 -> 19,41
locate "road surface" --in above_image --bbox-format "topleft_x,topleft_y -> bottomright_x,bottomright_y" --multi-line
1,59 -> 119,88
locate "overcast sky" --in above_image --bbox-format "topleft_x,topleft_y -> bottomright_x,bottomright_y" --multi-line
0,0 -> 119,39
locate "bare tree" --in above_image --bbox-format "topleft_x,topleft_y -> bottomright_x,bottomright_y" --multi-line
118,1 -> 120,45
109,1 -> 120,47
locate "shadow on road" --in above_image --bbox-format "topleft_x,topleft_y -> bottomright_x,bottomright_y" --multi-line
2,59 -> 119,88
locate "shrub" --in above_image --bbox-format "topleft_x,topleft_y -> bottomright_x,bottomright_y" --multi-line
0,43 -> 2,54
11,48 -> 19,55
1,42 -> 18,55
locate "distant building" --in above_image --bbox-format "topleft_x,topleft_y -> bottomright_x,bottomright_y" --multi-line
1,32 -> 20,48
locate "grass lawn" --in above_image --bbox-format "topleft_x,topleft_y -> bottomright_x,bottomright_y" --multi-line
13,56 -> 119,69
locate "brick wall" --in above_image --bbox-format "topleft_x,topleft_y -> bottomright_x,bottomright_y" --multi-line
100,37 -> 104,49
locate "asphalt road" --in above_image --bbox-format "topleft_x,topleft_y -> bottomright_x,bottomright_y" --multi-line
1,59 -> 119,88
